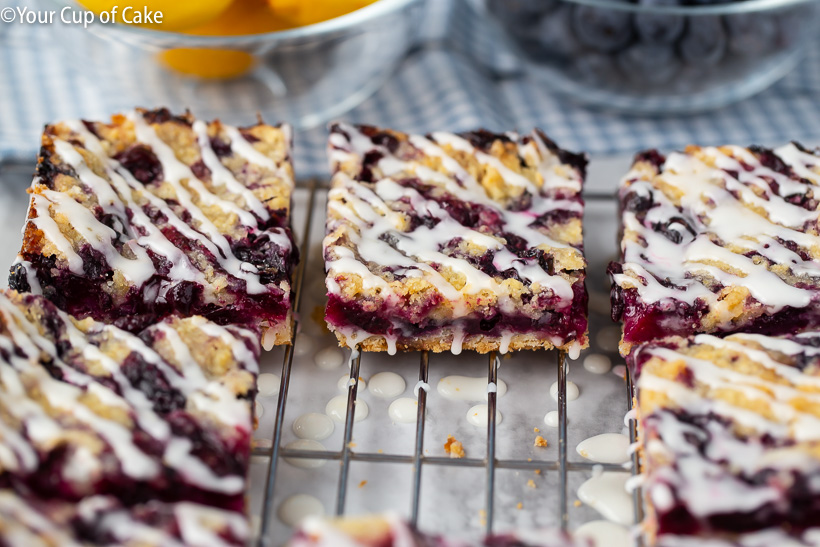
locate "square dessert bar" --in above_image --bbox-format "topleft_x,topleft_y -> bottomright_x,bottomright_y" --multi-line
0,289 -> 259,544
324,123 -> 588,356
9,108 -> 297,349
610,143 -> 820,354
628,332 -> 820,546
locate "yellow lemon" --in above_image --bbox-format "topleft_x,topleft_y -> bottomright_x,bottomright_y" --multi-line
266,0 -> 377,27
178,0 -> 296,36
155,0 -> 378,79
77,0 -> 233,31
159,49 -> 255,79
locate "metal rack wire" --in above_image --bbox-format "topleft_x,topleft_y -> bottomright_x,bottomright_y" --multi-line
254,186 -> 641,545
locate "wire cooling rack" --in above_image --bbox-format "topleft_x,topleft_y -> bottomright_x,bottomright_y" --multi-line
250,182 -> 643,546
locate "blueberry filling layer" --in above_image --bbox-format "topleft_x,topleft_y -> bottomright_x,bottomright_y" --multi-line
326,281 -> 588,345
13,233 -> 295,333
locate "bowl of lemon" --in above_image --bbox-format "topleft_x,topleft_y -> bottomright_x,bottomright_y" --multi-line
51,0 -> 422,128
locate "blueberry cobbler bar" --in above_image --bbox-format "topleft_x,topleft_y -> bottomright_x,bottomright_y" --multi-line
289,514 -> 589,546
9,108 -> 297,350
324,123 -> 588,356
628,333 -> 820,546
609,143 -> 820,354
0,289 -> 259,545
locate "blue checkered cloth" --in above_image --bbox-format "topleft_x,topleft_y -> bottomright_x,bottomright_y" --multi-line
1,0 -> 820,178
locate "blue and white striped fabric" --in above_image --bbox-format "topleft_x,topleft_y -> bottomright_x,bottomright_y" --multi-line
1,0 -> 820,178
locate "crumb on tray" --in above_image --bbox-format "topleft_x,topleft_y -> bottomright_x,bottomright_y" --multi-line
444,435 -> 465,459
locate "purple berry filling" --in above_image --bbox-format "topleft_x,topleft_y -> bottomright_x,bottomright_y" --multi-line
11,215 -> 296,332
610,265 -> 820,347
325,281 -> 588,348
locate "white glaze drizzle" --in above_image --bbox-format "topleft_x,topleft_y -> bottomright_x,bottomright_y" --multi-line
325,395 -> 368,423
325,123 -> 585,354
577,472 -> 634,525
388,398 -> 418,424
576,433 -> 631,464
544,410 -> 561,428
466,404 -> 503,427
367,371 -> 406,399
574,520 -> 631,547
278,494 -> 325,528
129,113 -> 272,295
293,514 -> 424,547
0,291 -> 258,499
635,333 -> 820,527
436,375 -> 508,402
0,489 -> 83,547
614,145 -> 820,322
0,492 -> 251,547
19,113 -> 292,310
292,413 -> 334,441
283,439 -> 327,469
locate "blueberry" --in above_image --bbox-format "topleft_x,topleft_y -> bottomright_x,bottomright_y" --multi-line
122,352 -> 186,414
634,149 -> 666,170
8,263 -> 31,293
487,0 -> 555,26
519,6 -> 583,60
574,52 -> 622,86
190,160 -> 209,181
571,3 -> 633,53
209,136 -> 232,158
634,0 -> 685,44
623,188 -> 655,213
725,14 -> 778,57
618,43 -> 681,85
654,216 -> 696,244
679,16 -> 726,67
168,281 -> 202,316
479,313 -> 502,332
371,132 -> 400,153
114,144 -> 163,185
776,7 -> 808,49
459,129 -> 511,152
